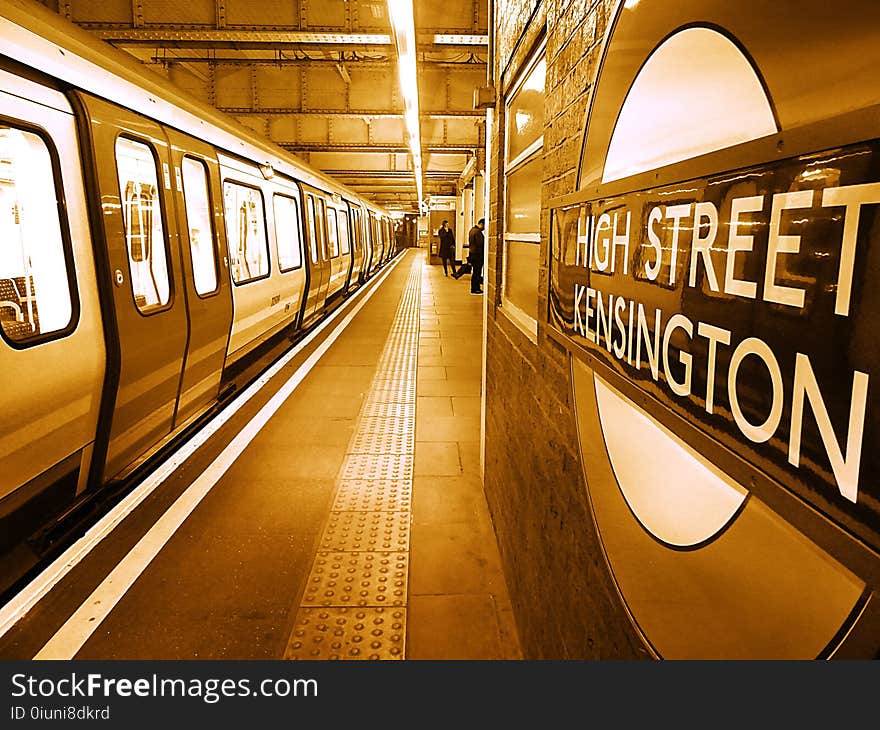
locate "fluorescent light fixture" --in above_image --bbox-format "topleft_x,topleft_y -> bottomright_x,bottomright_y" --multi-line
433,34 -> 488,45
387,0 -> 423,208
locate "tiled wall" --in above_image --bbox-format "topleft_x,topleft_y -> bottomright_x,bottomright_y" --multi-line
483,0 -> 648,658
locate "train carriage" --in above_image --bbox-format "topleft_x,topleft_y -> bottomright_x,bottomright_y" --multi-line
0,0 -> 397,592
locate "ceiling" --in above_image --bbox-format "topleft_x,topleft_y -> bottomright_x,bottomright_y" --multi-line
40,0 -> 488,212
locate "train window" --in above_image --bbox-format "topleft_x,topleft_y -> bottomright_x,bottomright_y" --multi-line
0,124 -> 74,343
273,194 -> 303,271
180,157 -> 218,296
350,209 -> 361,254
306,195 -> 318,263
327,207 -> 340,258
338,210 -> 351,255
223,181 -> 269,284
116,137 -> 171,313
502,46 -> 545,338
316,198 -> 327,260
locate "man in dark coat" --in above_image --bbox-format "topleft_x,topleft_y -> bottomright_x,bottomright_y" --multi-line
467,218 -> 485,294
437,219 -> 456,276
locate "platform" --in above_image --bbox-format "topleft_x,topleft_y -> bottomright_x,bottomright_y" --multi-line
0,250 -> 521,661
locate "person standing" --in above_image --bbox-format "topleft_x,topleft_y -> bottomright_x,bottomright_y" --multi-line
467,218 -> 485,294
437,219 -> 457,276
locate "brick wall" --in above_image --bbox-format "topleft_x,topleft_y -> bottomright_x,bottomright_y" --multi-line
483,0 -> 648,658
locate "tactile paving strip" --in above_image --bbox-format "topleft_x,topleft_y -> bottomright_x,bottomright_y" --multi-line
285,607 -> 406,660
368,381 -> 416,402
360,402 -> 415,420
348,432 -> 413,455
340,453 -> 414,481
356,417 -> 415,438
321,511 -> 411,552
285,256 -> 422,660
333,480 -> 412,512
300,551 -> 408,607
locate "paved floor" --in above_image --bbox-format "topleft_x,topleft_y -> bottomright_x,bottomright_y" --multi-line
408,255 -> 520,659
0,249 -> 521,660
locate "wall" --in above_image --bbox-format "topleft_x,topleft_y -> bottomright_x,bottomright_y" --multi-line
482,0 -> 648,658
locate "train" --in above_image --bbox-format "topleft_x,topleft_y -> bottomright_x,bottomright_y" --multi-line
0,0 -> 400,594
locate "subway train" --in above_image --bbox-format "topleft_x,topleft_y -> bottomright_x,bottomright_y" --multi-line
0,0 -> 399,594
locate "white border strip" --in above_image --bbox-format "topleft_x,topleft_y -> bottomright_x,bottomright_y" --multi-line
0,253 -> 406,644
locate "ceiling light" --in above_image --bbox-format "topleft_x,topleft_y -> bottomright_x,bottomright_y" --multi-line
387,0 -> 423,210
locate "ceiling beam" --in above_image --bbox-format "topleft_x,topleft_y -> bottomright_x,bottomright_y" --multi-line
329,170 -> 461,178
89,28 -> 488,50
278,143 -> 478,153
223,108 -> 482,119
146,55 -> 486,68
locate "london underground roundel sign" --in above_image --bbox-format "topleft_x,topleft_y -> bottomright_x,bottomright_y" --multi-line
548,0 -> 880,658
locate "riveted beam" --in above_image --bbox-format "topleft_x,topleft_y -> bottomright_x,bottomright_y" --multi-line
87,27 -> 488,48
278,143 -> 478,153
130,0 -> 143,28
218,108 -> 481,119
148,55 -> 486,68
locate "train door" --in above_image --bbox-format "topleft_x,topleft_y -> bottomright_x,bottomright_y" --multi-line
301,190 -> 330,322
384,218 -> 393,261
0,74 -> 105,552
163,128 -> 233,427
72,92 -> 189,484
358,207 -> 372,277
325,202 -> 349,298
369,213 -> 381,272
346,202 -> 363,286
337,203 -> 356,290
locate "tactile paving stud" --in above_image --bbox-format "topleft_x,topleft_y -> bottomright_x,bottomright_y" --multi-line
333,479 -> 412,512
321,511 -> 411,552
285,607 -> 406,660
360,402 -> 415,420
375,361 -> 417,375
356,417 -> 415,438
301,551 -> 408,607
368,382 -> 416,403
348,431 -> 413,455
340,453 -> 413,482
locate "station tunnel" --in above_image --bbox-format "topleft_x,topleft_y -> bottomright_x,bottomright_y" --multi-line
0,0 -> 878,660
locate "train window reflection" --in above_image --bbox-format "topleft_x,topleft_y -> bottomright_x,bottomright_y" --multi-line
116,137 -> 171,312
338,209 -> 351,255
316,198 -> 327,260
306,195 -> 318,264
181,157 -> 217,296
0,125 -> 73,342
327,207 -> 340,258
351,209 -> 361,253
223,181 -> 269,284
273,194 -> 303,272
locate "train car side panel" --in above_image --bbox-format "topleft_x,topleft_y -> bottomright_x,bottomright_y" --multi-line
0,73 -> 104,501
219,155 -> 303,362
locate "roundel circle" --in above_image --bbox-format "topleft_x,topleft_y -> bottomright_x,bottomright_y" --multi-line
560,0 -> 880,658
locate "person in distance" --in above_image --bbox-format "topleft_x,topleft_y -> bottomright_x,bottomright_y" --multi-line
437,219 -> 457,276
467,218 -> 485,294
